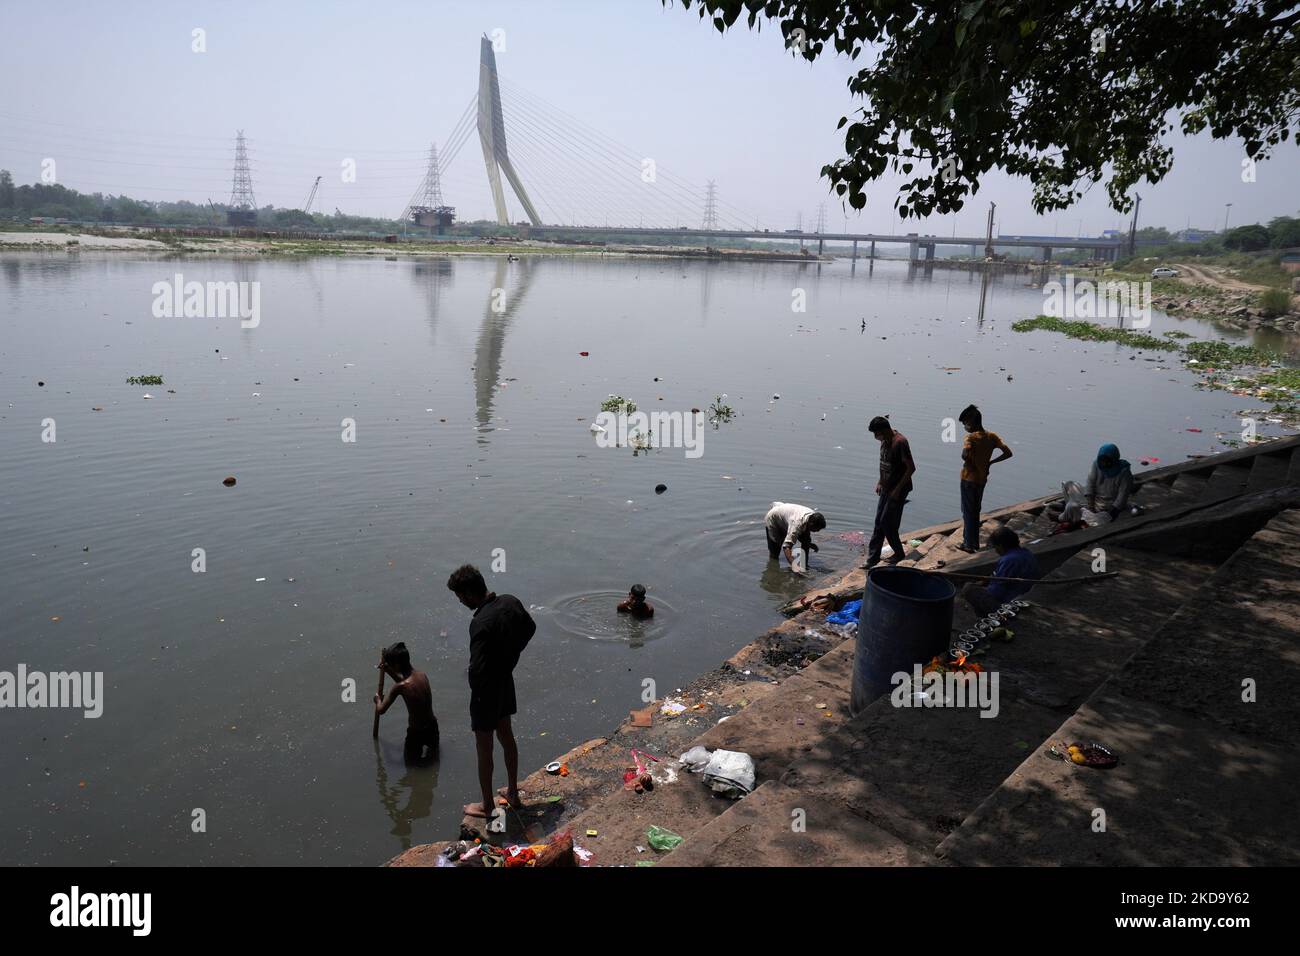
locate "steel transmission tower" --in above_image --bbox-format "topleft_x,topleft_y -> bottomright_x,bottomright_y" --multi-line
815,202 -> 827,234
403,144 -> 456,234
702,180 -> 719,230
227,130 -> 257,226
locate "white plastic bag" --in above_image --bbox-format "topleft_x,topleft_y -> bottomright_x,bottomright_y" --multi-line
678,745 -> 712,773
701,749 -> 756,799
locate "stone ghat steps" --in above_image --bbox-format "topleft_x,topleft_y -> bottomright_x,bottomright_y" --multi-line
785,434 -> 1300,616
552,635 -> 864,867
935,509 -> 1300,866
659,545 -> 1220,866
910,440 -> 1300,574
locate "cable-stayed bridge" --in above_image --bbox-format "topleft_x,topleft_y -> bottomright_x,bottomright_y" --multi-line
398,36 -> 1124,261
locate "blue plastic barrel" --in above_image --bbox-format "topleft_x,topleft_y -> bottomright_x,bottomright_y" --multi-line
850,567 -> 956,715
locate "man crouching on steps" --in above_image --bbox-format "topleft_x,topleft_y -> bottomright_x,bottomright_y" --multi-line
447,563 -> 536,819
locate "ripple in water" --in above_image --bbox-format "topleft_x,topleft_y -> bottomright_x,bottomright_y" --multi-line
541,590 -> 676,646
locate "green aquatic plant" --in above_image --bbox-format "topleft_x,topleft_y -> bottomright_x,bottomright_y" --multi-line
1162,330 -> 1192,339
707,395 -> 735,425
126,374 -> 164,386
1182,341 -> 1275,368
600,395 -> 637,414
1010,316 -> 1179,351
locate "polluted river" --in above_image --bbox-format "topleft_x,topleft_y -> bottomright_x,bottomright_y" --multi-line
2,251 -> 1295,864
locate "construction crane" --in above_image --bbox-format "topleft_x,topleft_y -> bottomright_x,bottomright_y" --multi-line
303,176 -> 322,214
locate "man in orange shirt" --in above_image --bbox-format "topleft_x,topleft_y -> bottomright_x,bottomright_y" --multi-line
957,404 -> 1012,553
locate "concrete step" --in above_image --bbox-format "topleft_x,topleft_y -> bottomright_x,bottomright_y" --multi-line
1169,469 -> 1210,502
1131,478 -> 1176,511
1002,511 -> 1038,536
935,687 -> 1300,866
1202,461 -> 1252,498
1246,449 -> 1292,492
935,509 -> 1300,865
769,547 -> 1217,855
660,780 -> 926,867
556,641 -> 860,866
1289,445 -> 1300,485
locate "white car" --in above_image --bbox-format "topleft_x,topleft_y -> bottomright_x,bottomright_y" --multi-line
1151,267 -> 1179,278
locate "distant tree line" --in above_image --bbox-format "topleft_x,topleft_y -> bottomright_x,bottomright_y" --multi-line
0,169 -> 408,234
3,169 -> 1297,257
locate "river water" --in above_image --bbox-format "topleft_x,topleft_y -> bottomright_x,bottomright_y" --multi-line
1,251 -> 1294,864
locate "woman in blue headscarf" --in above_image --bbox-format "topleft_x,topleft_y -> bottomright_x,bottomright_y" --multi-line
1087,443 -> 1136,519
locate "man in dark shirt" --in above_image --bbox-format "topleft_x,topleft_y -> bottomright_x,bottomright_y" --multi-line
447,564 -> 536,819
864,415 -> 916,569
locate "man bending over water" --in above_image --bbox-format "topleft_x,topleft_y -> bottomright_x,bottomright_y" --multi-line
374,641 -> 440,764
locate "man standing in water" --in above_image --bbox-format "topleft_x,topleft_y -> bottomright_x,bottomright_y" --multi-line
864,415 -> 916,569
373,641 -> 439,764
447,564 -> 536,819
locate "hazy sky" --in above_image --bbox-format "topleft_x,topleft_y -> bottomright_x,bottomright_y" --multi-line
2,0 -> 1296,235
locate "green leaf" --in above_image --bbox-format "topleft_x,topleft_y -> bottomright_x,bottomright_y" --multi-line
1019,19 -> 1036,37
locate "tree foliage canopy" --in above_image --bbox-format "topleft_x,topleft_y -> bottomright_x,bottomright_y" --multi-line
671,1 -> 1300,218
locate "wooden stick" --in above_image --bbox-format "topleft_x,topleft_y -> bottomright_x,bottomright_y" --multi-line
923,569 -> 1119,584
372,650 -> 385,739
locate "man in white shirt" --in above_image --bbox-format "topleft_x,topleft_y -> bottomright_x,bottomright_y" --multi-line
764,501 -> 827,569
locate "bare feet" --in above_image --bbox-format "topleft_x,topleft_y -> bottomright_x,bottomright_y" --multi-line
463,801 -> 490,818
496,787 -> 524,809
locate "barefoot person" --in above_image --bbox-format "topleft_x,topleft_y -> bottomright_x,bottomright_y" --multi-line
447,564 -> 536,819
864,415 -> 916,568
956,404 -> 1012,553
373,641 -> 440,764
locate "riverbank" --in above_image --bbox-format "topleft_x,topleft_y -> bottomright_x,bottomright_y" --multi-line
1106,264 -> 1300,332
0,229 -> 825,262
389,434 -> 1300,867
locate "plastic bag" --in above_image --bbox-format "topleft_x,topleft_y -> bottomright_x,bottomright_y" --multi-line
826,599 -> 862,626
1058,480 -> 1086,524
647,825 -> 684,852
701,749 -> 756,799
678,745 -> 712,773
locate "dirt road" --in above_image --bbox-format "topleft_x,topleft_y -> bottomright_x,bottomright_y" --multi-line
1171,261 -> 1271,292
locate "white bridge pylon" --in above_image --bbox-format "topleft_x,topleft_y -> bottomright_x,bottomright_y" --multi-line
478,35 -> 542,227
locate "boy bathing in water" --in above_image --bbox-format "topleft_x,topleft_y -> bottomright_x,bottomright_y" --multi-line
373,641 -> 440,764
617,584 -> 655,619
